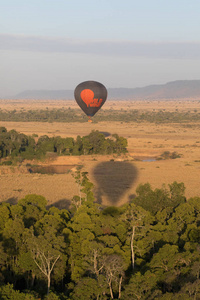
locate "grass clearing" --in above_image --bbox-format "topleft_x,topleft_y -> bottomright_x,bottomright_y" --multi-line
1,99 -> 200,207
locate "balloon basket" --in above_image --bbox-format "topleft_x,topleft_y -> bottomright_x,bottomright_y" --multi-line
88,117 -> 92,123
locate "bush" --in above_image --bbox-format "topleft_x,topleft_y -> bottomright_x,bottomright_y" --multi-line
2,160 -> 12,165
158,151 -> 181,160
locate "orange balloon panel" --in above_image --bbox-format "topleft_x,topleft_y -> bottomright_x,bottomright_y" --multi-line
80,89 -> 103,108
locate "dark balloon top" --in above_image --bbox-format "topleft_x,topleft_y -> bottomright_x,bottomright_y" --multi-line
74,81 -> 107,117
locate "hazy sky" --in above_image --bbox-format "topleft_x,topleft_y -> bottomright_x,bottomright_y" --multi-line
1,0 -> 200,96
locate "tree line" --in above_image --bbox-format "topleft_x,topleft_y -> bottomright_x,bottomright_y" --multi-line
0,107 -> 200,123
0,127 -> 127,161
0,171 -> 199,299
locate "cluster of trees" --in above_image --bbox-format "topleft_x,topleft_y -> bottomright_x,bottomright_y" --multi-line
0,127 -> 127,161
158,151 -> 181,160
0,108 -> 81,123
0,108 -> 200,123
0,172 -> 199,299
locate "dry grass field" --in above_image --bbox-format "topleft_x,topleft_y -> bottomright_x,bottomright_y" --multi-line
1,98 -> 200,112
0,99 -> 200,207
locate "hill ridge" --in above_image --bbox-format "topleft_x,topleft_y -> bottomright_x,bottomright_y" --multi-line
4,80 -> 200,100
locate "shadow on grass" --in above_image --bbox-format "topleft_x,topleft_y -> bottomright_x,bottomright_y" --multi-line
5,197 -> 18,205
93,161 -> 138,205
99,131 -> 111,137
47,198 -> 71,210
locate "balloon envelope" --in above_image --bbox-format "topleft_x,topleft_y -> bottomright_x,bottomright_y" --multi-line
74,81 -> 107,117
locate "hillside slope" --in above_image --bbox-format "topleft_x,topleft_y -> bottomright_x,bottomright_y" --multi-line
7,80 -> 200,100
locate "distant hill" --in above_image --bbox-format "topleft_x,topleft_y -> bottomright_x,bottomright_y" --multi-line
12,89 -> 74,100
108,80 -> 200,99
7,80 -> 200,100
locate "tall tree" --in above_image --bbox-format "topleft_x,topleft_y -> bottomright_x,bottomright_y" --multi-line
27,214 -> 68,295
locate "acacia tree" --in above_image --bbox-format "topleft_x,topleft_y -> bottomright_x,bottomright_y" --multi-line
27,213 -> 68,295
71,169 -> 95,210
103,254 -> 125,299
29,235 -> 61,295
121,203 -> 154,271
69,203 -> 128,299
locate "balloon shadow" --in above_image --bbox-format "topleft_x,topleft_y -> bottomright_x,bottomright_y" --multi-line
92,161 -> 138,205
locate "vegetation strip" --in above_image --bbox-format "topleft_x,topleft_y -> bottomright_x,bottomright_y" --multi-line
0,127 -> 127,161
0,108 -> 200,123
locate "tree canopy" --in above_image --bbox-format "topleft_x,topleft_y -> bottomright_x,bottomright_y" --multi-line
0,175 -> 199,299
0,128 -> 127,161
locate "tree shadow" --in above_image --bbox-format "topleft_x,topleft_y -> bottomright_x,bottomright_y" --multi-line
128,193 -> 136,201
5,197 -> 18,205
47,198 -> 71,210
93,161 -> 138,205
99,131 -> 111,137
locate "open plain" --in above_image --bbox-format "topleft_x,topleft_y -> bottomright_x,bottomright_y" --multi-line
0,99 -> 200,207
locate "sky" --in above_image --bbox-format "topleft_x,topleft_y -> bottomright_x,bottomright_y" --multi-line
1,0 -> 200,97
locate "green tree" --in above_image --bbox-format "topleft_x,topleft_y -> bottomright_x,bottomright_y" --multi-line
103,254 -> 125,299
112,134 -> 127,154
168,181 -> 186,206
17,194 -> 47,228
0,203 -> 11,233
72,135 -> 83,155
0,283 -> 27,300
121,271 -> 159,300
71,169 -> 94,210
121,202 -> 154,271
28,214 -> 67,295
82,131 -> 105,154
133,182 -> 186,215
54,136 -> 74,155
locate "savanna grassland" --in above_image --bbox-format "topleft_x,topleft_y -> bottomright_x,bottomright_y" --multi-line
0,98 -> 200,207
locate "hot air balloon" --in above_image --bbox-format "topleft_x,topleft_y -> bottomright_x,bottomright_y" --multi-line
74,81 -> 107,122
